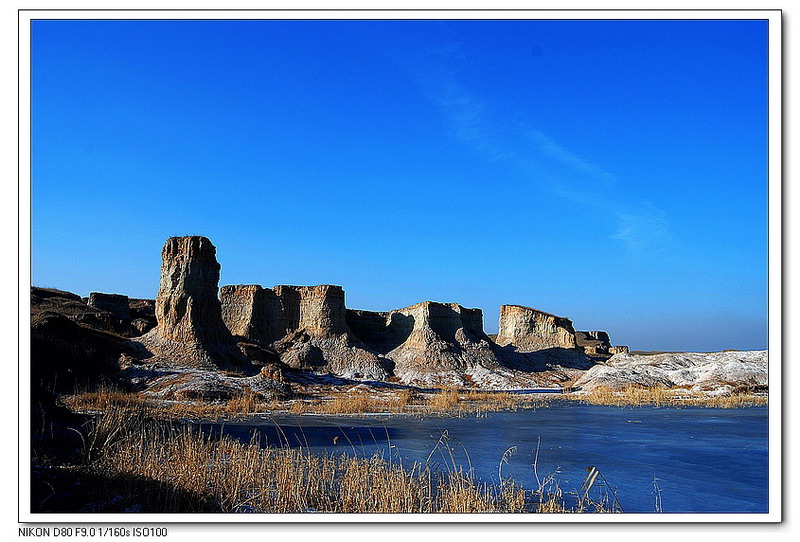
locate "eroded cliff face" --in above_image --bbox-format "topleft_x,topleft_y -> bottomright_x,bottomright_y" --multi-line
35,235 -> 651,393
220,284 -> 284,345
134,236 -> 250,372
576,331 -> 612,356
495,305 -> 577,351
223,291 -> 505,384
346,301 -> 501,386
275,285 -> 390,380
489,304 -> 593,373
221,283 -> 390,380
126,236 -> 629,384
293,284 -> 349,336
153,237 -> 227,343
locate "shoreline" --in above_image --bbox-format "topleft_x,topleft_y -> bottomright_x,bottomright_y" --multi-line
61,383 -> 768,424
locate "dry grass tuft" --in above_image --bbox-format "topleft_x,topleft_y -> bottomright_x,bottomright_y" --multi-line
62,385 -> 150,412
702,393 -> 768,408
569,385 -> 767,408
426,389 -> 461,412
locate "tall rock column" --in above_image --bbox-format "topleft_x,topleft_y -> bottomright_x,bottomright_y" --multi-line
135,236 -> 250,372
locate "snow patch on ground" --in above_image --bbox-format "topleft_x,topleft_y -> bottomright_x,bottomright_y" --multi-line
573,350 -> 767,392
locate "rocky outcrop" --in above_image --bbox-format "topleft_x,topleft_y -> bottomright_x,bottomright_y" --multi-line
495,305 -> 577,351
133,236 -> 251,372
297,285 -> 350,336
33,235 -> 649,390
491,305 -> 591,372
220,285 -> 284,345
142,369 -> 292,402
31,286 -> 148,337
87,292 -> 130,323
129,298 -> 156,335
576,331 -> 613,356
270,285 -> 390,380
33,287 -> 82,303
218,283 -> 388,379
385,301 -> 501,385
216,281 -> 397,379
347,301 -> 501,386
573,351 -> 767,393
32,287 -> 117,332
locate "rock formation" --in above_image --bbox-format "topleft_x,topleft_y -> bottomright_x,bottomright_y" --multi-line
495,305 -> 577,351
220,284 -> 513,384
32,287 -> 117,332
33,235 -> 647,389
347,301 -> 501,385
489,304 -> 591,371
385,301 -> 501,385
31,286 -> 149,338
134,236 -> 251,372
87,292 -> 130,323
220,283 -> 390,380
129,298 -> 156,335
576,331 -> 612,356
271,285 -> 390,380
220,284 -> 284,345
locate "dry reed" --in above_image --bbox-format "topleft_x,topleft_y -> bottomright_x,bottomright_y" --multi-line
86,410 -> 537,513
568,385 -> 767,408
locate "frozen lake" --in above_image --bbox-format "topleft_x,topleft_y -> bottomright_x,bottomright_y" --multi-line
199,402 -> 768,514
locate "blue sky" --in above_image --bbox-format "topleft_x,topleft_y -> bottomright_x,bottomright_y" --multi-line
31,19 -> 768,351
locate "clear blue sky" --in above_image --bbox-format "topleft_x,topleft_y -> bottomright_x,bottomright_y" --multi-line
31,19 -> 768,352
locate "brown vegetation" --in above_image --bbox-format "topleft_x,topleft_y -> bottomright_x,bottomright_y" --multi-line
63,385 -> 541,420
567,385 -> 768,408
63,381 -> 766,426
62,386 -> 281,421
59,409 -> 543,513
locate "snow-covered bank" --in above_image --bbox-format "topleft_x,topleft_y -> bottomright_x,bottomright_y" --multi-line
574,350 -> 767,394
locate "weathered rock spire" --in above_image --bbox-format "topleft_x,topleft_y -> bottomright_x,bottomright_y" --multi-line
134,236 -> 250,372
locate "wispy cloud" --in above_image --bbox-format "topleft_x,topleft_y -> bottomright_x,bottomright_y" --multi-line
527,129 -> 618,187
401,38 -> 675,255
611,205 -> 672,253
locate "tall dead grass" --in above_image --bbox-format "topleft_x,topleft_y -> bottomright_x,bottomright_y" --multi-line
570,385 -> 767,408
87,409 -> 531,513
419,389 -> 537,415
64,387 -> 281,421
63,386 -> 150,412
278,388 -> 537,417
